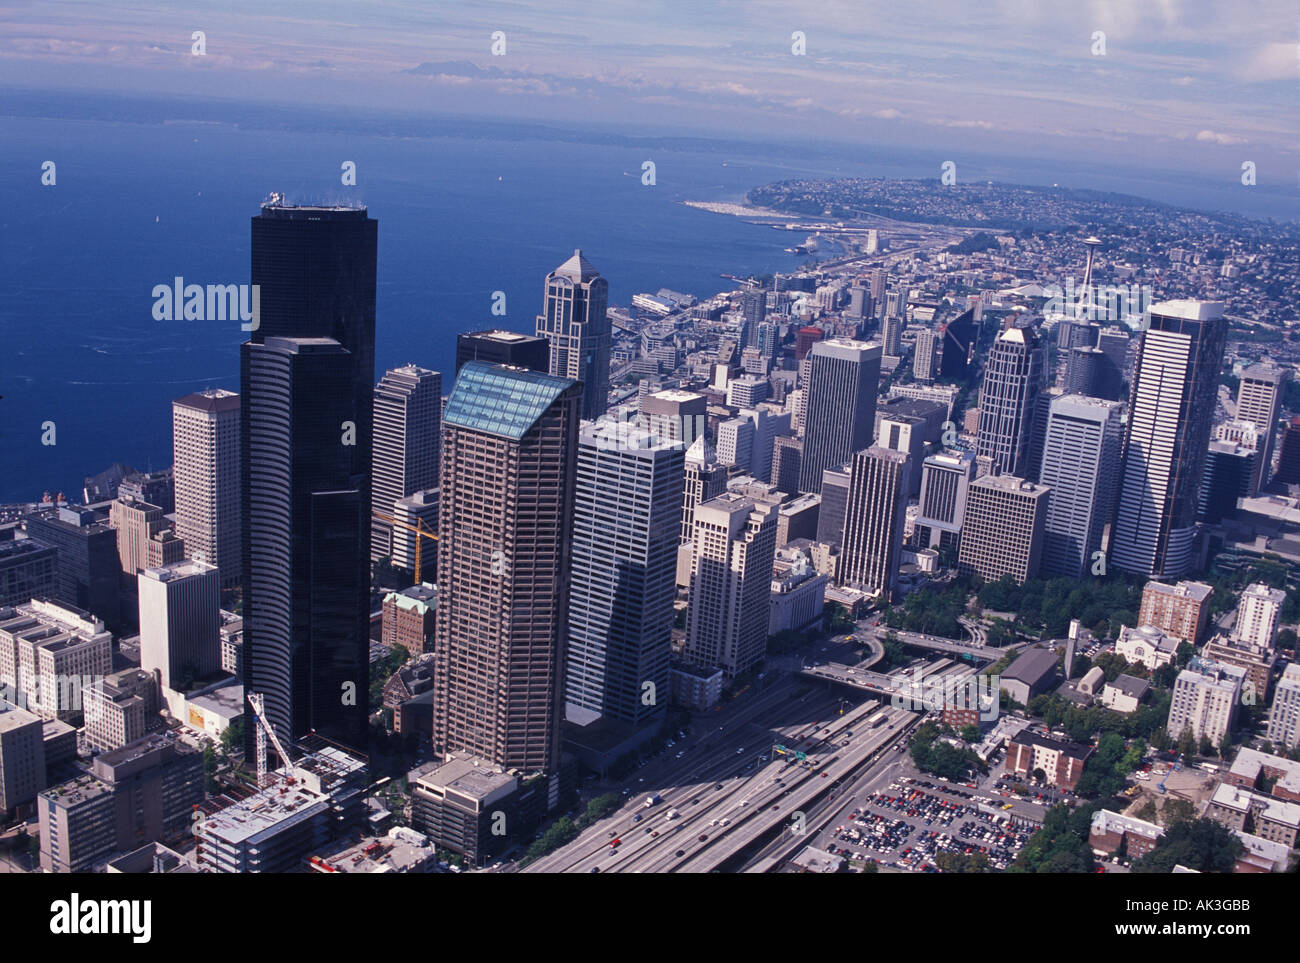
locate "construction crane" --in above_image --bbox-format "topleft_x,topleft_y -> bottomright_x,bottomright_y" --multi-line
373,511 -> 438,584
247,692 -> 301,788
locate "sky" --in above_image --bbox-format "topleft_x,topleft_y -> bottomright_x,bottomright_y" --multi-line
2,1 -> 1298,187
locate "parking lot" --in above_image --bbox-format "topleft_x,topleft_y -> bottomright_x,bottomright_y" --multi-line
824,777 -> 1035,872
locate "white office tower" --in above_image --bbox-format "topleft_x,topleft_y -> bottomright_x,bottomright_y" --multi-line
683,493 -> 778,679
371,365 -> 442,562
1111,300 -> 1227,578
1235,362 -> 1289,494
914,449 -> 976,554
716,416 -> 755,475
1037,395 -> 1124,578
838,447 -> 910,600
566,418 -> 684,727
139,560 -> 221,694
1267,664 -> 1300,751
391,489 -> 439,575
681,437 -> 728,544
798,339 -> 882,494
1233,583 -> 1286,649
1166,658 -> 1246,746
975,324 -> 1046,478
172,390 -> 241,588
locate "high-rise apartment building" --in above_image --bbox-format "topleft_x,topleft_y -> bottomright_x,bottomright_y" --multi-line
433,362 -> 581,775
371,365 -> 442,562
1037,395 -> 1123,578
1167,658 -> 1246,746
957,475 -> 1050,585
683,493 -> 778,679
172,389 -> 241,589
1138,580 -> 1213,645
913,328 -> 939,382
1267,664 -> 1300,752
566,418 -> 684,727
1111,300 -> 1227,578
1233,583 -> 1286,649
976,324 -> 1046,477
535,249 -> 611,421
798,339 -> 882,494
1236,362 -> 1289,493
838,447 -> 909,599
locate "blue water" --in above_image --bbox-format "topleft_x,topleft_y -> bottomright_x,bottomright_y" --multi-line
1,96 -> 1293,503
0,114 -> 856,503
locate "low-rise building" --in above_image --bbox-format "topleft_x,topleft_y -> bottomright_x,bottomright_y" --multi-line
1004,730 -> 1092,790
381,584 -> 437,655
408,753 -> 525,867
307,826 -> 438,874
1089,809 -> 1164,858
1202,782 -> 1300,850
1224,748 -> 1300,804
1115,624 -> 1179,672
1100,674 -> 1150,714
0,702 -> 45,815
1000,647 -> 1060,706
670,662 -> 723,712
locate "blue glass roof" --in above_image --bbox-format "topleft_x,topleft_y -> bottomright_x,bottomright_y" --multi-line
444,361 -> 576,440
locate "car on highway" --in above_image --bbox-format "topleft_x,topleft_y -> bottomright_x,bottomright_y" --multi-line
736,747 -> 744,754
698,834 -> 708,842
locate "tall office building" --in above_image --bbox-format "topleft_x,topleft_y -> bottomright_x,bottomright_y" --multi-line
913,328 -> 939,382
23,507 -> 120,630
741,285 -> 765,331
882,313 -> 903,358
242,337 -> 370,751
0,703 -> 45,815
455,329 -> 549,375
640,389 -> 706,447
172,389 -> 241,589
798,339 -> 882,494
1094,326 -> 1131,401
1037,395 -> 1123,578
535,249 -> 611,421
876,413 -> 926,498
108,499 -> 183,579
566,418 -> 684,728
1110,301 -> 1227,578
839,447 -> 909,599
957,475 -> 1050,585
815,465 -> 852,548
1236,362 -> 1289,494
371,365 -> 442,562
1065,346 -> 1104,397
914,450 -> 976,553
138,560 -> 220,693
242,199 -> 376,754
795,326 -> 824,361
771,436 -> 804,496
1198,439 -> 1253,523
683,493 -> 778,679
0,536 -> 55,610
1277,417 -> 1300,484
680,437 -> 728,544
976,324 -> 1046,477
433,362 -> 581,775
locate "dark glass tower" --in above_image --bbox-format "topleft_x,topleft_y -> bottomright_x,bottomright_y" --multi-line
241,199 -> 377,754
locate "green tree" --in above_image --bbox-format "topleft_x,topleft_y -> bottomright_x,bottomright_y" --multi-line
1135,818 -> 1242,873
960,724 -> 980,743
1177,727 -> 1197,760
1160,798 -> 1196,827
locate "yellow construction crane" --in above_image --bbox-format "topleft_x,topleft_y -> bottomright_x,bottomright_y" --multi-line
373,511 -> 438,584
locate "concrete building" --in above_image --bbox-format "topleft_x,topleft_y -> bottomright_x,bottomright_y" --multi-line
640,389 -> 707,448
1137,579 -> 1212,645
769,548 -> 828,634
1200,635 -> 1278,701
0,703 -> 45,815
770,436 -> 803,496
371,364 -> 442,562
913,449 -> 975,555
535,249 -> 611,420
1089,809 -> 1165,858
875,413 -> 926,498
1111,300 -> 1227,578
172,389 -> 241,588
1166,658 -> 1246,746
23,506 -> 121,629
435,362 -> 581,776
1233,583 -> 1285,649
39,732 -> 203,873
913,328 -> 939,382
138,559 -> 221,693
566,417 -> 683,728
408,752 -> 531,867
670,662 -> 724,712
838,447 -> 910,600
1037,395 -> 1123,578
0,599 -> 112,723
1203,782 -> 1300,850
680,436 -> 728,544
1235,362 -> 1289,494
1267,664 -> 1300,751
108,498 -> 184,580
684,493 -> 778,679
777,493 -> 821,547
195,744 -> 366,873
0,534 -> 56,610
798,339 -> 882,494
1100,674 -> 1150,714
957,475 -> 1050,585
82,667 -> 162,752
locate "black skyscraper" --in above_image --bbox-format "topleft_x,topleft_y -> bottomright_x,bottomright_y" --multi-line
454,329 -> 550,375
242,199 -> 376,754
939,308 -> 977,381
